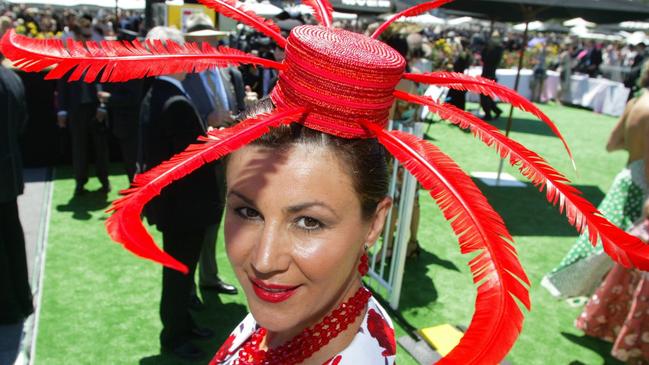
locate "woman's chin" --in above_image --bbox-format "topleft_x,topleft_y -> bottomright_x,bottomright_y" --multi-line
243,291 -> 305,333
249,305 -> 301,333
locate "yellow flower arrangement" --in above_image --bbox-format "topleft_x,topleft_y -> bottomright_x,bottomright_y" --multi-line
14,21 -> 62,39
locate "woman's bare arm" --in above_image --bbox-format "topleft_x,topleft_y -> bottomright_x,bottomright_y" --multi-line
607,98 -> 636,152
641,108 -> 649,184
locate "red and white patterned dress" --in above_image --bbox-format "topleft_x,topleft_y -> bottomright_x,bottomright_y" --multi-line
210,295 -> 396,365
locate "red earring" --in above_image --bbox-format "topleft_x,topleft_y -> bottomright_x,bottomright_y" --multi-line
358,244 -> 369,276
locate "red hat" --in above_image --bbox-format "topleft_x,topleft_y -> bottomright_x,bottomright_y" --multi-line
4,1 -> 649,364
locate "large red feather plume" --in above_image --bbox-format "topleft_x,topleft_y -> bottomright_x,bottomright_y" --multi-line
405,71 -> 575,167
396,90 -> 649,270
371,0 -> 453,39
106,107 -> 305,273
301,0 -> 334,28
197,0 -> 287,48
0,30 -> 285,83
364,122 -> 530,365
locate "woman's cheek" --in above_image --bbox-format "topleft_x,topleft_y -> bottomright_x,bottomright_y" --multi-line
291,234 -> 354,278
224,212 -> 251,267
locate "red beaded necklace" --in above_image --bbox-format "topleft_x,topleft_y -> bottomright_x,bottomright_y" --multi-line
233,286 -> 372,365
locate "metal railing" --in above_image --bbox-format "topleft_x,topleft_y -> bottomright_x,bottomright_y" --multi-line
366,120 -> 424,310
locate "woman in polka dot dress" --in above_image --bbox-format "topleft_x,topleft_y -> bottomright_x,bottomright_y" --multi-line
542,65 -> 649,299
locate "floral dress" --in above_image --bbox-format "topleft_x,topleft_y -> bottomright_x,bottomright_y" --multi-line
210,295 -> 396,365
575,220 -> 649,364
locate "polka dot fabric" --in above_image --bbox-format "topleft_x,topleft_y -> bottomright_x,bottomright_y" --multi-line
555,164 -> 646,271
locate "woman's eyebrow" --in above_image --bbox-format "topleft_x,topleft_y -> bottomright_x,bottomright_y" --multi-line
285,202 -> 340,219
228,190 -> 256,207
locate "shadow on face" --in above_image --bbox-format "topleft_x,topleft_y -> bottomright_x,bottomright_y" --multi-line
223,143 -> 374,334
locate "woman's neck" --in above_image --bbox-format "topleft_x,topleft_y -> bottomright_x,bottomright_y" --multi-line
266,277 -> 363,348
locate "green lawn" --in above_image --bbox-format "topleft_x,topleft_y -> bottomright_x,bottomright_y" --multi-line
36,102 -> 627,365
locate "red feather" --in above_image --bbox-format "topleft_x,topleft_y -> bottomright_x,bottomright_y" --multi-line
0,30 -> 285,83
405,71 -> 575,167
364,122 -> 529,365
404,72 -> 576,168
371,0 -> 453,39
105,107 -> 306,273
301,0 -> 334,28
396,90 -> 649,270
197,0 -> 287,48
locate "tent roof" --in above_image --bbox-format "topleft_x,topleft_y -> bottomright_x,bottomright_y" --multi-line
435,0 -> 649,23
329,0 -> 392,14
5,0 -> 145,9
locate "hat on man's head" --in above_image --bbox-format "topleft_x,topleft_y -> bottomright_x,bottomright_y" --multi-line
184,12 -> 229,38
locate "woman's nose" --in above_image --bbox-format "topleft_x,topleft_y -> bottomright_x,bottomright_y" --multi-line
250,221 -> 291,275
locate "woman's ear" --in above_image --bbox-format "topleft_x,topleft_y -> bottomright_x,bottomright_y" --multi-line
365,197 -> 393,249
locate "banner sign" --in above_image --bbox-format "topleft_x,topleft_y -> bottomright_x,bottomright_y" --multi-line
331,0 -> 391,13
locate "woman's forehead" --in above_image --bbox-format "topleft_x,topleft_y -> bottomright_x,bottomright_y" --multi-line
226,144 -> 358,205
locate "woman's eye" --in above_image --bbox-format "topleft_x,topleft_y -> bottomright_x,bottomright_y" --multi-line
235,207 -> 262,220
295,216 -> 323,231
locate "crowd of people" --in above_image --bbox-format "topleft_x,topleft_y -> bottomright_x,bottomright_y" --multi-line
1,2 -> 649,364
1,3 -> 648,114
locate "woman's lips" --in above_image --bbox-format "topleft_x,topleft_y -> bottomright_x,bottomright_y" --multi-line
250,278 -> 300,303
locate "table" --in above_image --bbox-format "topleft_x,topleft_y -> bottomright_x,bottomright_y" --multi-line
466,67 -> 560,103
567,75 -> 629,117
463,67 -> 629,117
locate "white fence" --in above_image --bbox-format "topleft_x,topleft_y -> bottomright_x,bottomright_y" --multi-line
366,120 -> 424,310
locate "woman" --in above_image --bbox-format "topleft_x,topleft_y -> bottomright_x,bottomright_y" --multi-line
6,1 -> 649,364
209,100 -> 396,364
575,198 -> 649,365
543,62 -> 649,299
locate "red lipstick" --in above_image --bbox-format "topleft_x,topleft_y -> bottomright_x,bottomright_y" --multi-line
250,278 -> 300,303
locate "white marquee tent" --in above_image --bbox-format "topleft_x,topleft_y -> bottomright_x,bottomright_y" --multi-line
6,0 -> 145,10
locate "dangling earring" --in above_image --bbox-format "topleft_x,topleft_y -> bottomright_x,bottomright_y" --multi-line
358,244 -> 369,276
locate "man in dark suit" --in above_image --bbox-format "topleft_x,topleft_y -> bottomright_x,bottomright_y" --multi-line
139,26 -> 221,361
98,28 -> 146,183
480,34 -> 504,121
182,13 -> 239,298
99,78 -> 144,183
0,56 -> 31,365
57,15 -> 110,195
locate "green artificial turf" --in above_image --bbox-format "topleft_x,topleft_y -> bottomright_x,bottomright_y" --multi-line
37,102 -> 628,365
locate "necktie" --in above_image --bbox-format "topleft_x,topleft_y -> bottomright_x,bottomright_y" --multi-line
212,70 -> 231,112
263,69 -> 271,96
204,70 -> 220,111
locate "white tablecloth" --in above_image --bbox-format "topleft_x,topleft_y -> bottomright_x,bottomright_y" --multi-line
567,75 -> 630,117
463,67 -> 629,117
466,67 -> 559,103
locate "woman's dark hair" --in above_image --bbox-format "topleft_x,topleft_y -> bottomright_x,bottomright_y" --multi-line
232,98 -> 390,220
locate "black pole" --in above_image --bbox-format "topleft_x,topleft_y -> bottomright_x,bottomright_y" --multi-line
506,21 -> 528,138
495,20 -> 528,184
145,0 -> 153,32
114,0 -> 119,35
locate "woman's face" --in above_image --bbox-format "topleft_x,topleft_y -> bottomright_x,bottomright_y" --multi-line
225,143 -> 389,335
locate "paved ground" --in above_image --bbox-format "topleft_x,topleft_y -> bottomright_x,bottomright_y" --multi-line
20,168 -> 51,279
0,168 -> 52,365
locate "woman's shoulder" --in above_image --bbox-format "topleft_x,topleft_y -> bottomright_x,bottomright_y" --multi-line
325,295 -> 396,365
209,313 -> 257,365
